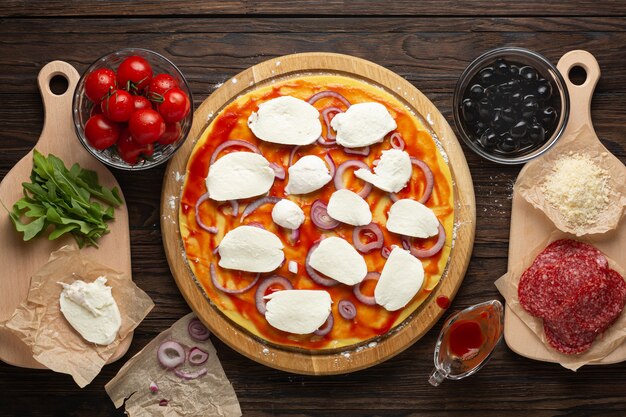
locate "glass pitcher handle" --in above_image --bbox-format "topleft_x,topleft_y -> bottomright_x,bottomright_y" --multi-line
428,368 -> 447,386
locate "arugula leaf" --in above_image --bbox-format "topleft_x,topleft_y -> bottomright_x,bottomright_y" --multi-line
7,150 -> 124,248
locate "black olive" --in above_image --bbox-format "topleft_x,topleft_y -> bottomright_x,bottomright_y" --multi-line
501,106 -> 517,125
494,59 -> 509,78
519,66 -> 539,83
521,98 -> 539,119
510,120 -> 527,138
498,135 -> 519,153
479,129 -> 498,149
540,107 -> 558,127
461,98 -> 477,123
509,64 -> 520,78
484,84 -> 498,100
498,80 -> 519,94
474,121 -> 487,136
479,67 -> 495,85
469,84 -> 484,100
528,122 -> 546,144
478,98 -> 492,121
490,109 -> 508,133
508,92 -> 523,106
523,94 -> 536,102
536,79 -> 553,100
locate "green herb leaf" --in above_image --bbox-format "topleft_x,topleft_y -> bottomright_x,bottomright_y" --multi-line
7,151 -> 124,247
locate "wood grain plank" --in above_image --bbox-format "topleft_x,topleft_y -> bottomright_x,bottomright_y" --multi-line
2,0 -> 626,17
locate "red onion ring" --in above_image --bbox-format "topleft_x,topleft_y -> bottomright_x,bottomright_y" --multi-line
381,246 -> 391,259
389,132 -> 405,150
188,347 -> 209,365
290,228 -> 300,243
269,162 -> 286,180
307,91 -> 351,108
305,242 -> 339,287
402,238 -> 411,251
240,196 -> 282,221
288,145 -> 300,166
390,157 -> 434,204
149,381 -> 159,393
324,153 -> 336,179
344,146 -> 370,156
174,367 -> 207,380
195,192 -> 218,234
228,200 -> 239,217
334,160 -> 373,198
209,139 -> 261,165
353,272 -> 380,305
255,275 -> 293,315
338,299 -> 357,320
313,312 -> 334,336
188,318 -> 210,341
310,200 -> 340,230
247,222 -> 266,229
157,341 -> 185,369
321,106 -> 343,142
210,263 -> 260,294
409,222 -> 446,258
159,400 -> 168,407
352,223 -> 384,254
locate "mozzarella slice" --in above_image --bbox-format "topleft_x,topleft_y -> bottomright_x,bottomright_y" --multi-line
264,290 -> 332,334
354,149 -> 412,193
375,247 -> 424,311
247,96 -> 322,146
330,102 -> 397,148
327,189 -> 372,226
271,199 -> 305,229
207,152 -> 275,201
285,155 -> 332,195
308,237 -> 367,285
386,199 -> 439,238
218,225 -> 284,273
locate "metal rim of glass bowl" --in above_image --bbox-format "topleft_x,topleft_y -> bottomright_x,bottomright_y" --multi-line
453,47 -> 570,165
72,47 -> 194,171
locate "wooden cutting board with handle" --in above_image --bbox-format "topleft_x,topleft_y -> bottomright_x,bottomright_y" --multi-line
505,50 -> 626,364
0,61 -> 133,368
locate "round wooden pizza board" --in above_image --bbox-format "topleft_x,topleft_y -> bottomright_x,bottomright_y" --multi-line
161,52 -> 476,375
0,61 -> 133,368
504,50 -> 626,364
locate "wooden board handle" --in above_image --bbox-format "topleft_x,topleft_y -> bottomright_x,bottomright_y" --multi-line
557,50 -> 601,133
36,61 -> 80,151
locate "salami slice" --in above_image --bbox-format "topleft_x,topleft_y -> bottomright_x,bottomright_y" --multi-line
517,238 -> 625,356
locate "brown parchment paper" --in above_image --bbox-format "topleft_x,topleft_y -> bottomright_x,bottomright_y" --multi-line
516,125 -> 626,236
105,313 -> 241,417
4,244 -> 154,387
495,231 -> 626,370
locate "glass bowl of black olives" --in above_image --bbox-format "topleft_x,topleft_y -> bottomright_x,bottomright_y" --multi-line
453,47 -> 569,164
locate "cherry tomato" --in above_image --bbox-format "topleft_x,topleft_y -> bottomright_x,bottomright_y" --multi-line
129,109 -> 165,145
117,128 -> 154,164
84,114 -> 120,150
158,122 -> 182,145
147,73 -> 178,98
158,88 -> 190,123
84,68 -> 116,103
100,89 -> 133,122
117,56 -> 153,92
133,95 -> 152,112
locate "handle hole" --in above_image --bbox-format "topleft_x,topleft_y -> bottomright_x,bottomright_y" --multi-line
49,75 -> 69,96
568,66 -> 587,86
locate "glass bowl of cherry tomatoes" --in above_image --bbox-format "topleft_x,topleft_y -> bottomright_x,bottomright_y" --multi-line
73,48 -> 193,170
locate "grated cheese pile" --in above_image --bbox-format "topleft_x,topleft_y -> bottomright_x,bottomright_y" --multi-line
541,153 -> 611,227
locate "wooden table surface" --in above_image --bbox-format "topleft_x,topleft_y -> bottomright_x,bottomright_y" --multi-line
1,2 -> 625,416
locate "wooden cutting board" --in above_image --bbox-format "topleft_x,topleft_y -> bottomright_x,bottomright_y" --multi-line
161,52 -> 476,375
505,50 -> 626,364
0,61 -> 132,368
